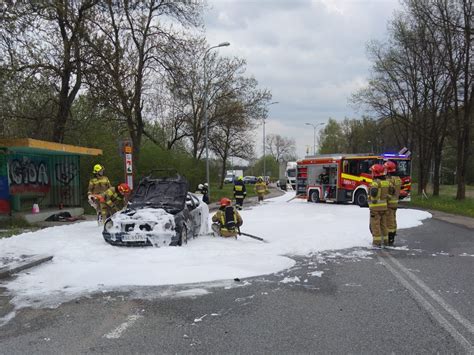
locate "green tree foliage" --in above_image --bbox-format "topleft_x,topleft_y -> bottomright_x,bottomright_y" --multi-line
318,118 -> 345,154
246,156 -> 279,180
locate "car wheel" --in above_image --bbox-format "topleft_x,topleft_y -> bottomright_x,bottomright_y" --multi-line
178,225 -> 188,246
355,190 -> 368,208
310,190 -> 320,203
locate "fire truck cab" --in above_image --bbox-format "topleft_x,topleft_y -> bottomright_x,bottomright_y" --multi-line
296,153 -> 411,207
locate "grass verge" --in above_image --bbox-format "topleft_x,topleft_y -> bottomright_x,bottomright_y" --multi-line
0,217 -> 40,239
409,194 -> 474,218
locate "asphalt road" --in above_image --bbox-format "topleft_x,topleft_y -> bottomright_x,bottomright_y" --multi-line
0,213 -> 473,354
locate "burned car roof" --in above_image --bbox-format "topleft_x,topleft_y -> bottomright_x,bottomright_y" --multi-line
129,173 -> 189,213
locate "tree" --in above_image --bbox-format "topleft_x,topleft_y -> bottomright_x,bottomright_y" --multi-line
163,38 -> 271,160
318,118 -> 346,154
353,0 -> 472,197
265,134 -> 296,162
85,0 -> 202,166
407,0 -> 473,199
210,100 -> 255,188
1,0 -> 98,142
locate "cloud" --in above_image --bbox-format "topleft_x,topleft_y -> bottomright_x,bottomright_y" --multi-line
204,0 -> 400,158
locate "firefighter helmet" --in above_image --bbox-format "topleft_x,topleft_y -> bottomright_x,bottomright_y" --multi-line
370,164 -> 386,177
257,176 -> 263,182
237,176 -> 243,181
204,183 -> 208,187
93,164 -> 104,174
220,197 -> 231,207
117,183 -> 131,195
198,183 -> 204,190
384,160 -> 397,173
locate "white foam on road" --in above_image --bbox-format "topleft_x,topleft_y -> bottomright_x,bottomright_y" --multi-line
0,193 -> 431,309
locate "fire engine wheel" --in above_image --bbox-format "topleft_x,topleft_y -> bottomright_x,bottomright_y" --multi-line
310,190 -> 320,203
178,225 -> 188,246
355,190 -> 368,208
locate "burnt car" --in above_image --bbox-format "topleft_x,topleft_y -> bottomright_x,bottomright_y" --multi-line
102,172 -> 209,247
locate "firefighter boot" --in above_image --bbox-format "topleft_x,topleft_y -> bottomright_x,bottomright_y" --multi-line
372,236 -> 381,248
388,232 -> 396,246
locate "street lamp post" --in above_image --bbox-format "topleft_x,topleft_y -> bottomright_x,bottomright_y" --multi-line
305,122 -> 325,155
203,42 -> 230,203
263,101 -> 279,177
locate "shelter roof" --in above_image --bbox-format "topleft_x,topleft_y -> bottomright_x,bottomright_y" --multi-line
0,138 -> 102,156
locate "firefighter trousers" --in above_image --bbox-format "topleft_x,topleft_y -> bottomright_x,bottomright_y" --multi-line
235,197 -> 244,210
386,207 -> 397,234
369,209 -> 388,245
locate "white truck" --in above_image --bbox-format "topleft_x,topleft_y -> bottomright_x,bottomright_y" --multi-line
224,169 -> 243,184
286,162 -> 297,190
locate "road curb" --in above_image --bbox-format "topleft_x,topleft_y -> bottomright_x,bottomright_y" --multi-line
0,255 -> 54,280
428,210 -> 474,230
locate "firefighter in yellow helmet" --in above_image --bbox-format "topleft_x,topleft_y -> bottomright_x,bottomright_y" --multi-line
233,176 -> 247,210
384,160 -> 402,246
368,164 -> 390,247
98,183 -> 131,222
87,164 -> 111,223
254,176 -> 267,203
211,198 -> 243,238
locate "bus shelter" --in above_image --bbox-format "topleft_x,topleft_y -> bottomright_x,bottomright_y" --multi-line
0,138 -> 102,220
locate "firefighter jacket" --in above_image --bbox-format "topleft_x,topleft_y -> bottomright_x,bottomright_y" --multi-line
368,178 -> 389,211
101,187 -> 127,212
255,181 -> 267,195
88,175 -> 111,196
233,181 -> 247,199
212,206 -> 243,237
387,175 -> 402,208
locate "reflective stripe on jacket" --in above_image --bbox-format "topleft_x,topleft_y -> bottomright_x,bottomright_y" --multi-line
88,175 -> 111,195
233,182 -> 246,198
368,179 -> 389,211
387,175 -> 402,208
211,208 -> 243,236
102,187 -> 125,210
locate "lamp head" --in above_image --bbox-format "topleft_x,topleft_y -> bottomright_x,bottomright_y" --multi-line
218,42 -> 230,47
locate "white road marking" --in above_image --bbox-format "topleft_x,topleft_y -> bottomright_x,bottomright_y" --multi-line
103,314 -> 143,339
193,314 -> 207,323
377,254 -> 473,354
385,253 -> 474,335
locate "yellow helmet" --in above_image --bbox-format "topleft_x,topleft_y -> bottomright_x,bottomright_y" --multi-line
93,164 -> 104,174
238,176 -> 243,181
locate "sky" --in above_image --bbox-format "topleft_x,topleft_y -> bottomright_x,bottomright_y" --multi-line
0,192 -> 431,320
203,0 -> 401,158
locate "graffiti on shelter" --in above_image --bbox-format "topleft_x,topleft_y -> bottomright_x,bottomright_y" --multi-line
55,163 -> 77,186
55,163 -> 78,202
8,157 -> 50,194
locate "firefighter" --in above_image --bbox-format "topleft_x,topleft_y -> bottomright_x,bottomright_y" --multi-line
368,164 -> 390,247
384,160 -> 402,246
233,176 -> 246,210
87,164 -> 111,223
195,183 -> 204,194
211,197 -> 243,238
202,182 -> 209,204
255,176 -> 267,203
87,164 -> 111,199
98,183 -> 131,222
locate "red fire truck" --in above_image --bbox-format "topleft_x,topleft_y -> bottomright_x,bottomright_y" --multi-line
296,153 -> 411,207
